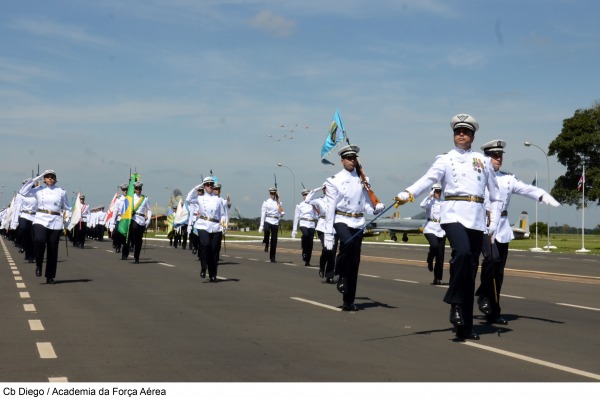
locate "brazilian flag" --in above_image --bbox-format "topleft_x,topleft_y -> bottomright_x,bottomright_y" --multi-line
117,173 -> 140,238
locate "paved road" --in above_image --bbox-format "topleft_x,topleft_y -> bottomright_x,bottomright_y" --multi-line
1,235 -> 598,382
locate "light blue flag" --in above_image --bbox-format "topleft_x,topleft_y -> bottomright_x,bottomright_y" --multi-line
321,108 -> 346,165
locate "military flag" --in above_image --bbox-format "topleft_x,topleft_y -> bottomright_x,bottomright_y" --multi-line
67,192 -> 82,230
321,108 -> 346,165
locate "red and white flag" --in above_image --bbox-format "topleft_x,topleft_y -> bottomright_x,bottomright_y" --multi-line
577,174 -> 584,191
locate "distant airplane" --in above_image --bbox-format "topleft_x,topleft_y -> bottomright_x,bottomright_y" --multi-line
364,209 -> 530,242
511,211 -> 530,239
364,211 -> 427,242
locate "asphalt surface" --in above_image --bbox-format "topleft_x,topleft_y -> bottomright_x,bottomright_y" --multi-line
1,234 -> 599,383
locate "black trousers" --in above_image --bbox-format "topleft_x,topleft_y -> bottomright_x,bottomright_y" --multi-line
73,222 -> 87,246
424,233 -> 446,281
263,222 -> 279,261
32,224 -> 62,279
300,226 -> 315,264
476,238 -> 509,320
17,217 -> 35,260
334,223 -> 363,304
441,223 -> 483,331
317,231 -> 337,278
198,230 -> 222,278
122,221 -> 145,261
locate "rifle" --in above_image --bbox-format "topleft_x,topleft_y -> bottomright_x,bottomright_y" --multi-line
354,157 -> 381,207
274,174 -> 284,214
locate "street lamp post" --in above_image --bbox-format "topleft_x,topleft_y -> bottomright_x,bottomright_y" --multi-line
277,163 -> 296,215
524,141 -> 554,251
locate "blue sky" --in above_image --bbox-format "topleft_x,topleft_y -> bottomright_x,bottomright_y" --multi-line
1,0 -> 598,230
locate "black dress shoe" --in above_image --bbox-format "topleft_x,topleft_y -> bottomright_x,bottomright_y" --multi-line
210,276 -> 217,282
455,330 -> 480,340
432,279 -> 442,285
449,305 -> 464,326
200,270 -> 206,278
270,259 -> 276,263
477,296 -> 492,315
46,278 -> 55,284
305,262 -> 310,266
134,259 -> 140,264
427,263 -> 433,272
318,268 -> 325,278
121,256 -> 127,260
264,245 -> 268,252
35,267 -> 42,277
116,248 -> 121,253
342,302 -> 358,311
336,277 -> 346,294
325,278 -> 335,284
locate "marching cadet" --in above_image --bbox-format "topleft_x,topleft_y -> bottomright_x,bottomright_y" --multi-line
213,183 -> 229,261
72,194 -> 91,248
186,177 -> 227,281
12,178 -> 39,262
292,189 -> 317,266
95,206 -> 107,241
110,183 -> 129,253
305,183 -> 338,282
19,170 -> 70,284
420,183 -> 446,285
121,181 -> 152,264
395,114 -> 501,340
186,185 -> 203,256
259,187 -> 285,263
476,140 -> 560,325
324,145 -> 385,311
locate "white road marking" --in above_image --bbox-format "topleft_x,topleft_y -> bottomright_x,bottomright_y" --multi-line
500,294 -> 525,299
556,303 -> 600,311
24,304 -> 36,312
37,342 -> 57,359
49,377 -> 69,382
158,262 -> 175,267
20,292 -> 30,299
248,258 -> 259,261
29,320 -> 45,331
14,276 -> 23,281
359,274 -> 380,278
291,297 -> 341,311
12,271 -> 20,275
17,282 -> 26,289
393,279 -> 419,284
463,341 -> 600,381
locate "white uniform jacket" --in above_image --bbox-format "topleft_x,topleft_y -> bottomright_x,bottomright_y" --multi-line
293,201 -> 317,232
488,171 -> 546,243
20,177 -> 70,230
187,189 -> 226,233
405,147 -> 501,232
324,169 -> 376,234
260,198 -> 284,227
420,195 -> 445,238
130,194 -> 152,227
12,193 -> 38,227
306,196 -> 327,233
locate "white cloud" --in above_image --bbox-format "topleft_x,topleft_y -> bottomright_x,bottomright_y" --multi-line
248,10 -> 295,37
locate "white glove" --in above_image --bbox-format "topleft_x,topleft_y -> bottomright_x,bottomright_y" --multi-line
374,203 -> 385,214
291,230 -> 297,239
541,194 -> 560,207
396,191 -> 410,201
324,234 -> 334,250
258,226 -> 263,233
488,220 -> 498,237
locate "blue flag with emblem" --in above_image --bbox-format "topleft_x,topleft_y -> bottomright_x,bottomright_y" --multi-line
321,108 -> 346,165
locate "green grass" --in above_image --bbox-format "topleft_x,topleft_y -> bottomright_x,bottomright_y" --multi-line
143,229 -> 600,255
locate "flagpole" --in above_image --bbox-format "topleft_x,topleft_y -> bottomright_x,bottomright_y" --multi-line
530,172 -> 543,252
576,164 -> 589,253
